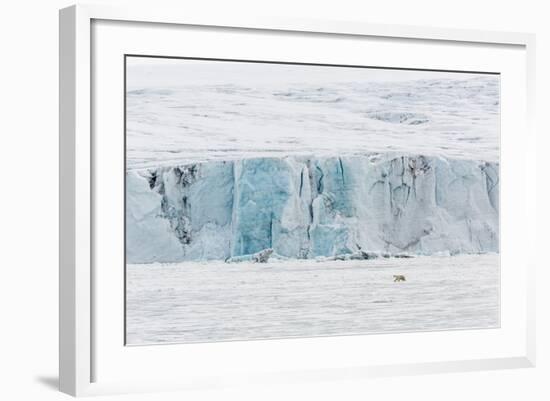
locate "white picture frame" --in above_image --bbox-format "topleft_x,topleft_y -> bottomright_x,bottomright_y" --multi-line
59,4 -> 536,396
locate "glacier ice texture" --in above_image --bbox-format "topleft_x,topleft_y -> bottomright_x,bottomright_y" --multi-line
126,154 -> 499,264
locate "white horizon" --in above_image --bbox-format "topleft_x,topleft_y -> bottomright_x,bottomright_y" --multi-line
126,56 -> 495,89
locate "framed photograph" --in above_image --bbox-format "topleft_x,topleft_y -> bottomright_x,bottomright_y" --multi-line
59,4 -> 536,396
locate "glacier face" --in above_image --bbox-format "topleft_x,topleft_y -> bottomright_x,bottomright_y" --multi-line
126,154 -> 499,264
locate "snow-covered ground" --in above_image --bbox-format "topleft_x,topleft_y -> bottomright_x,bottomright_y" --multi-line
126,59 -> 499,169
126,254 -> 499,344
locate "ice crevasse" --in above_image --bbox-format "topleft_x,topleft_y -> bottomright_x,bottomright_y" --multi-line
126,154 -> 499,263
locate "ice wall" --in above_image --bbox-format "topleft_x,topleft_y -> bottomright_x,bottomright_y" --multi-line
126,154 -> 499,263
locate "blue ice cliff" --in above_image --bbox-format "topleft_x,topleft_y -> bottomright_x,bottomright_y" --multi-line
126,154 -> 499,263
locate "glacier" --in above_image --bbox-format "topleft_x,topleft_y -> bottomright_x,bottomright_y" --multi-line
126,70 -> 500,170
126,153 -> 499,264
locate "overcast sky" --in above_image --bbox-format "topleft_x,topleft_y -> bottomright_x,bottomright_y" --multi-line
126,56 -> 493,90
